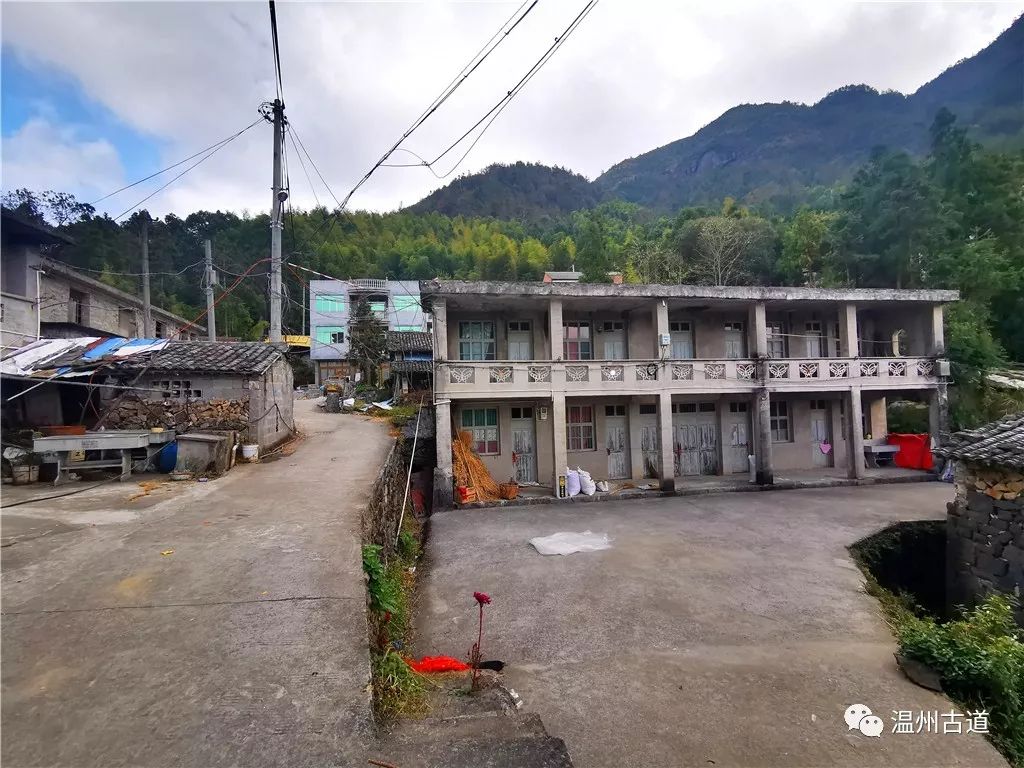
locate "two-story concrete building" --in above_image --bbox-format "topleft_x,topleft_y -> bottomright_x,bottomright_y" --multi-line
308,278 -> 426,383
1,209 -> 199,351
422,279 -> 957,505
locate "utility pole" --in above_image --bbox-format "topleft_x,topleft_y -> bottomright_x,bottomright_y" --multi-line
141,216 -> 153,337
204,239 -> 217,341
269,97 -> 285,342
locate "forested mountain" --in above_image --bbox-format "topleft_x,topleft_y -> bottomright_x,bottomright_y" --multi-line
407,162 -> 596,220
412,15 -> 1023,217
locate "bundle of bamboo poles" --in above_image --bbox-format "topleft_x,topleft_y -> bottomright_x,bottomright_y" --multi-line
453,430 -> 500,502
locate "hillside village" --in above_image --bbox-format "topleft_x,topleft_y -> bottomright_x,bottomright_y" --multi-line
2,5 -> 1024,768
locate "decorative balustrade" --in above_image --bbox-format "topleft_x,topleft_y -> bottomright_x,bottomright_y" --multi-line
437,356 -> 942,393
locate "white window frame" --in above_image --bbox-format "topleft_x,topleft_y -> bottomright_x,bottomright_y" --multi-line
567,405 -> 596,451
767,321 -> 787,359
724,321 -> 746,359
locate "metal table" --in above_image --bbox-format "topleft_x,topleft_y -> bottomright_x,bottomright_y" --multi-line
33,430 -> 176,485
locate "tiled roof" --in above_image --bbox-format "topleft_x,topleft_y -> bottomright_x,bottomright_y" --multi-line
126,341 -> 287,375
391,360 -> 432,373
936,413 -> 1024,470
1,338 -> 287,379
386,331 -> 432,352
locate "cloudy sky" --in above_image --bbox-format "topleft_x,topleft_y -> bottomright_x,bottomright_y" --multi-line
2,1 -> 1021,219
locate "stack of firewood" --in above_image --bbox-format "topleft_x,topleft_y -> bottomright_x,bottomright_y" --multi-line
102,398 -> 249,432
971,467 -> 1024,500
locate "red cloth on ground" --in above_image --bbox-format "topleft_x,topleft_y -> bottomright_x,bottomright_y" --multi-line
887,433 -> 934,470
405,655 -> 471,674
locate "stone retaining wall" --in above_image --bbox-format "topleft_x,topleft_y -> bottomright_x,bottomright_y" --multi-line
947,462 -> 1024,622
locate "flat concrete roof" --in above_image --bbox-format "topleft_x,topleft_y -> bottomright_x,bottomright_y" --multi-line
420,279 -> 959,304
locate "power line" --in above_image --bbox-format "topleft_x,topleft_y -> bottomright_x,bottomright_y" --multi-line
286,128 -> 322,209
87,119 -> 264,207
278,3 -> 540,262
335,0 -> 540,213
407,0 -> 599,179
269,0 -> 286,105
64,260 -> 204,278
112,118 -> 263,222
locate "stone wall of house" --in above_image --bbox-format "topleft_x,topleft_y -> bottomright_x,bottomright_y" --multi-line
947,462 -> 1024,622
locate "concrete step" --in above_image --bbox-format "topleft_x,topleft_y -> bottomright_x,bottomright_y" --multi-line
371,677 -> 573,767
369,735 -> 573,768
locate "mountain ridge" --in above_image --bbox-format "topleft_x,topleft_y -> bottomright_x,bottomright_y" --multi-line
410,15 -> 1023,217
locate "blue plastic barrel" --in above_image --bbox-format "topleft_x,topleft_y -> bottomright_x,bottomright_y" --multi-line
157,441 -> 178,473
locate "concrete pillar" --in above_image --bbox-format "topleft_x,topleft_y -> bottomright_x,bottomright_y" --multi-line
847,387 -> 866,480
929,382 -> 950,444
628,397 -> 644,480
716,401 -> 727,476
433,298 -> 448,361
839,303 -> 858,357
549,298 -> 563,360
868,396 -> 888,440
653,299 -> 669,358
433,399 -> 454,509
755,387 -> 773,485
930,304 -> 945,356
551,393 -> 568,497
748,301 -> 767,357
658,390 -> 675,492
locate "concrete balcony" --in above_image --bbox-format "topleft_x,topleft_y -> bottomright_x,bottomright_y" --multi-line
764,356 -> 942,390
435,356 -> 945,398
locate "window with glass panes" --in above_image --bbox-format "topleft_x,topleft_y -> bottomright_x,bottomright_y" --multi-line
458,321 -> 496,360
315,326 -> 345,345
767,321 -> 786,358
461,408 -> 499,455
391,295 -> 419,313
769,401 -> 791,442
563,321 -> 592,360
369,300 -> 387,314
566,405 -> 595,450
315,294 -> 346,313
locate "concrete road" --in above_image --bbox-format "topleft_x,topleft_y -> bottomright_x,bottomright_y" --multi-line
417,484 -> 1007,768
2,400 -> 390,768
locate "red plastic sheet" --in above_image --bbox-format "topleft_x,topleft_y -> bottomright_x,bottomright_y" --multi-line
404,655 -> 471,674
887,433 -> 934,470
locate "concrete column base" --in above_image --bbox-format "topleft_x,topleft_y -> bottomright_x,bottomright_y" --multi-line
658,391 -> 675,493
755,387 -> 774,485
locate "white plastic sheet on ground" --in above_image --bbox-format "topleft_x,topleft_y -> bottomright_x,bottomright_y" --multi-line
529,530 -> 612,556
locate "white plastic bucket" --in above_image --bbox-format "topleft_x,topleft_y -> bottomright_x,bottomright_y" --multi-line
241,444 -> 259,462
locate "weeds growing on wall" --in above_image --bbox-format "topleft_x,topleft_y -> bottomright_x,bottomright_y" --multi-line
362,512 -> 425,721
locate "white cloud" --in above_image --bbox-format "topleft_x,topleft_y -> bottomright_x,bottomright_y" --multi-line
1,117 -> 125,200
2,1 -> 1021,216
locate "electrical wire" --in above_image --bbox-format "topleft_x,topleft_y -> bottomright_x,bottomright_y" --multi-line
112,118 -> 263,222
286,128 -> 322,209
420,0 -> 598,178
269,0 -> 285,105
87,120 -> 264,207
278,1 -> 540,258
335,0 -> 539,213
60,260 -> 204,278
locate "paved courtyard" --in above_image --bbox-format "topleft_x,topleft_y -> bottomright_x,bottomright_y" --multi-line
416,483 -> 1006,768
2,401 -> 389,767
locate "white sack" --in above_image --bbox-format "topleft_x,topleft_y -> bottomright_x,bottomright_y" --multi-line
530,530 -> 612,556
565,467 -> 581,497
578,467 -> 596,496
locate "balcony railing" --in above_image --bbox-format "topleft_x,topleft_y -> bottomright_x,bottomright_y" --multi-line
436,356 -> 942,394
